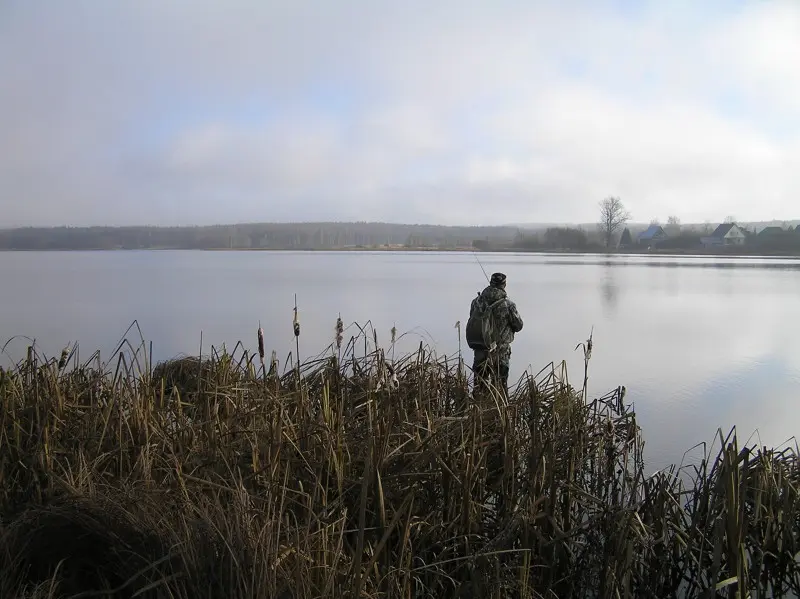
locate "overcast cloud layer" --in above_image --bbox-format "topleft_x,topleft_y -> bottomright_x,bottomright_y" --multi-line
1,0 -> 799,226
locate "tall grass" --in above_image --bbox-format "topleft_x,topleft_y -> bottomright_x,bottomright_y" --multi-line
0,323 -> 798,598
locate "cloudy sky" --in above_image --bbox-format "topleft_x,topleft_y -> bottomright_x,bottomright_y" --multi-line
1,0 -> 799,227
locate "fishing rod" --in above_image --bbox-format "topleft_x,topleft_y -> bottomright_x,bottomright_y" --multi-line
472,249 -> 490,283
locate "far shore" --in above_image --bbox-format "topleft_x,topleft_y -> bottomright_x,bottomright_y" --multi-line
3,246 -> 800,259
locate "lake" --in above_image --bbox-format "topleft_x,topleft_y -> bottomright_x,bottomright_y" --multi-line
1,250 -> 799,471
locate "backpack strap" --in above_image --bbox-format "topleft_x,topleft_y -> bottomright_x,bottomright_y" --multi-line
486,298 -> 506,312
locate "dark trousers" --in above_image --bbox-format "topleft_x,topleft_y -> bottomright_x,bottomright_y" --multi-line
472,351 -> 509,397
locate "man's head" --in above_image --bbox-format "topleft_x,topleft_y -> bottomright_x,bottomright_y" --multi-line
490,272 -> 507,289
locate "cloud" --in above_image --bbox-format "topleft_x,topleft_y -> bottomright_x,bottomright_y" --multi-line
1,0 -> 799,226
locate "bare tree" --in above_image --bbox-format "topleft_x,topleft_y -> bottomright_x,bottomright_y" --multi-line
598,197 -> 631,248
666,215 -> 681,236
724,215 -> 736,224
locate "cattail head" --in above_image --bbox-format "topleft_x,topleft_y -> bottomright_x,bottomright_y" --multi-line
390,325 -> 397,345
58,347 -> 69,370
335,314 -> 344,350
257,324 -> 265,365
387,363 -> 398,389
293,306 -> 300,337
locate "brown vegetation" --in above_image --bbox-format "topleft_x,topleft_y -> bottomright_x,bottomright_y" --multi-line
0,327 -> 799,598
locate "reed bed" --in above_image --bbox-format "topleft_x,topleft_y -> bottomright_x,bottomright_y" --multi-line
0,324 -> 799,599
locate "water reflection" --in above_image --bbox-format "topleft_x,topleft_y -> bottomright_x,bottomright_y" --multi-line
639,353 -> 800,471
600,264 -> 618,315
543,258 -> 800,271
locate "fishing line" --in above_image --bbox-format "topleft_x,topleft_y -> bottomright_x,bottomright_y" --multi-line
471,250 -> 490,283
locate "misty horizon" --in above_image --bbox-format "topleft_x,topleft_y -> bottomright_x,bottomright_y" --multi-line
2,1 -> 799,227
2,217 -> 799,232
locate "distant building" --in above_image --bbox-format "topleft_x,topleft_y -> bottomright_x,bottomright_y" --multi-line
752,224 -> 798,250
636,224 -> 667,247
701,223 -> 747,248
758,226 -> 785,238
618,227 -> 633,248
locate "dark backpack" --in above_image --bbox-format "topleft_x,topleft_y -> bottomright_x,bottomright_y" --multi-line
465,293 -> 506,351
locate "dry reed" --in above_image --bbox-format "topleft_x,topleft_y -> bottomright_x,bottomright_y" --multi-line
0,323 -> 798,599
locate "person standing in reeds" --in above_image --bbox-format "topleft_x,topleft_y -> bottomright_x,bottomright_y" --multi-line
465,272 -> 524,396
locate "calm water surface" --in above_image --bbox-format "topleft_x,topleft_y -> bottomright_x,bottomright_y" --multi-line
1,250 -> 799,470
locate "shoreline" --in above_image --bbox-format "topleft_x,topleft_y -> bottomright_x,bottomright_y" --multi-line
2,246 -> 800,259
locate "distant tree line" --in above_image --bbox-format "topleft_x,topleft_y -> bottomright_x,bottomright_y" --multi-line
3,205 -> 797,254
0,223 -> 521,251
511,226 -> 605,251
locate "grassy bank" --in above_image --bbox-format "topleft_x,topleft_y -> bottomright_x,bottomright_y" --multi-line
0,327 -> 799,598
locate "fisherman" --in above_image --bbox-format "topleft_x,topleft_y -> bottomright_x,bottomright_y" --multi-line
465,271 -> 524,397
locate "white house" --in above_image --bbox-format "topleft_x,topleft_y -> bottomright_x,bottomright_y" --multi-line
701,223 -> 747,248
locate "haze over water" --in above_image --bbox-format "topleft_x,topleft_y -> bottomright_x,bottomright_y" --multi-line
1,250 -> 798,470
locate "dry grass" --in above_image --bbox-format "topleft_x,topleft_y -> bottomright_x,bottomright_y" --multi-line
0,323 -> 798,598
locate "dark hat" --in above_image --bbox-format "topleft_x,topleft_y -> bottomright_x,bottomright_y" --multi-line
490,272 -> 507,287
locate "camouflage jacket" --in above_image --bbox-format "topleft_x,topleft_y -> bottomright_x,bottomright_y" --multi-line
470,285 -> 524,359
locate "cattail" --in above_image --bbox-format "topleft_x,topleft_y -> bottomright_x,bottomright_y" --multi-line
58,347 -> 69,370
390,325 -> 397,345
257,323 -> 265,366
269,350 -> 277,375
292,295 -> 301,372
335,314 -> 344,350
387,363 -> 398,389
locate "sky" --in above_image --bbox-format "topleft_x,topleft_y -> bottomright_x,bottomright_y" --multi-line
1,0 -> 799,227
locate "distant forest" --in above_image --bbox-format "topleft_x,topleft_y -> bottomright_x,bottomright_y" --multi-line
0,222 -> 521,251
2,220 -> 799,254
